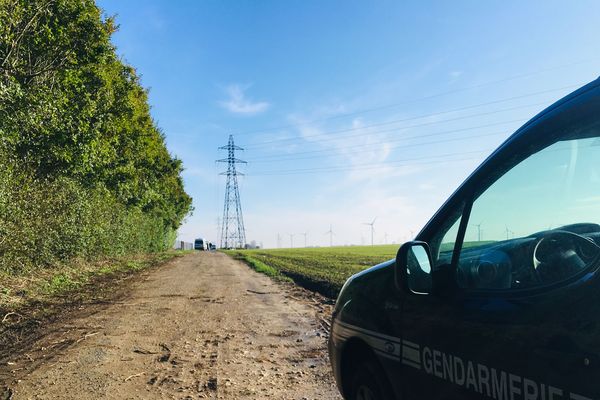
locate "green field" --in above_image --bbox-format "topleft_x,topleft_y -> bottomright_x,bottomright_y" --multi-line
224,245 -> 400,298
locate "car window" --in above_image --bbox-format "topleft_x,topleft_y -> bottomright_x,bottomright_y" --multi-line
431,214 -> 462,268
457,134 -> 600,290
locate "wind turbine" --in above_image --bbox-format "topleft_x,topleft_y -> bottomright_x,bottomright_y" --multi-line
324,225 -> 334,247
475,222 -> 483,242
302,231 -> 308,247
363,217 -> 377,246
289,233 -> 295,248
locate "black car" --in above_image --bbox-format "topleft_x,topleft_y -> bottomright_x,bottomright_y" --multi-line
329,78 -> 600,400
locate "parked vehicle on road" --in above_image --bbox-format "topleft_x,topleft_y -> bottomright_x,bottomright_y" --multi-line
194,238 -> 207,251
329,78 -> 600,400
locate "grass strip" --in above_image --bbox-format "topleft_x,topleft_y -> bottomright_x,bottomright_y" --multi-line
0,250 -> 191,310
223,245 -> 398,298
225,251 -> 292,283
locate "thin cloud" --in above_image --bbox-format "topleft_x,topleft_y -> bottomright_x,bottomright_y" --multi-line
288,112 -> 407,182
219,84 -> 270,115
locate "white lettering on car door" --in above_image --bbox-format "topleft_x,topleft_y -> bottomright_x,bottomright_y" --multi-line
332,321 -> 596,400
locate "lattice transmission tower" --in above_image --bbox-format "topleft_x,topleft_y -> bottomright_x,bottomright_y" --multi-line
217,135 -> 247,249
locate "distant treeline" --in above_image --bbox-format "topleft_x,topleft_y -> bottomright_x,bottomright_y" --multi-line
0,0 -> 192,273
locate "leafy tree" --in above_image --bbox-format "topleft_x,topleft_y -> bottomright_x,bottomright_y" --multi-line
0,0 -> 192,273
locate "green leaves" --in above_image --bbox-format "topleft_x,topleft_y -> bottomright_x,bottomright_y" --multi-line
0,0 -> 192,273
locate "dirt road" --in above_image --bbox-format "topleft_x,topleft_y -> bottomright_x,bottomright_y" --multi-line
1,252 -> 342,399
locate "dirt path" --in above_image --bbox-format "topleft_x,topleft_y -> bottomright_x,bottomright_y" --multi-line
0,252 -> 342,399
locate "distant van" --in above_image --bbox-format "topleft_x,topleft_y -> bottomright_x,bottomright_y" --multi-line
194,238 -> 207,251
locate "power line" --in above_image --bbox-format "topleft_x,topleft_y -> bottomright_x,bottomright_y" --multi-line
246,121 -> 575,176
233,59 -> 598,137
248,129 -> 507,175
244,120 -> 523,163
249,148 -> 492,176
243,84 -> 578,149
251,155 -> 481,176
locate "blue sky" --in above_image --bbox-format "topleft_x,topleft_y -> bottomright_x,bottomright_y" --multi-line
97,0 -> 600,248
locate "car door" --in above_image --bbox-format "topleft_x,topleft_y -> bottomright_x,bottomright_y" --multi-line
400,119 -> 600,399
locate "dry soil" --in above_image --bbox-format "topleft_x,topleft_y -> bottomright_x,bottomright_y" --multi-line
0,252 -> 342,400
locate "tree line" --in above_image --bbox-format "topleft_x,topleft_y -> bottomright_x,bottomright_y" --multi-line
0,0 -> 192,273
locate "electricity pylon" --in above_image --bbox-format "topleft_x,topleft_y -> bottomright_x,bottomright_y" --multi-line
217,135 -> 247,249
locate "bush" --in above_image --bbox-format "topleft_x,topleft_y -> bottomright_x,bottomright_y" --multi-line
0,165 -> 177,274
0,0 -> 192,275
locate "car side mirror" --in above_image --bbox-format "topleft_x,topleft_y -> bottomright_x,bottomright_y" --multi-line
395,241 -> 433,295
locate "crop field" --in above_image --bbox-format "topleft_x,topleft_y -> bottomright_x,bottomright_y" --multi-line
224,245 -> 400,298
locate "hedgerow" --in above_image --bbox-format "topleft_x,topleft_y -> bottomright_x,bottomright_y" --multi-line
0,0 -> 192,274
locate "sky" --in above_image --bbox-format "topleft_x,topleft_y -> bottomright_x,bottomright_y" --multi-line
96,0 -> 600,248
